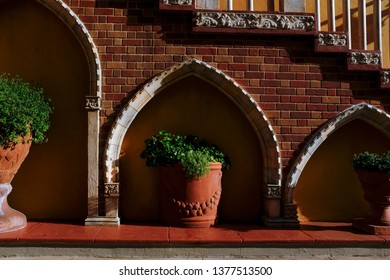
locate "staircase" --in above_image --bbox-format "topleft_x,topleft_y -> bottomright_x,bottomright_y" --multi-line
160,0 -> 390,89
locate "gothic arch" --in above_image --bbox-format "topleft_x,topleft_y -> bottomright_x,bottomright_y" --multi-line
1,0 -> 103,223
285,103 -> 390,204
102,59 -> 282,224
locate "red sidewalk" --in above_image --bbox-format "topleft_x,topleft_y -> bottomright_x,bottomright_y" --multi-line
0,221 -> 389,244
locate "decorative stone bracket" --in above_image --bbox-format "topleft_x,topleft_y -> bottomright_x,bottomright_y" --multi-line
85,96 -> 101,111
104,183 -> 120,198
265,184 -> 282,199
383,71 -> 390,85
347,51 -> 381,71
315,32 -> 348,53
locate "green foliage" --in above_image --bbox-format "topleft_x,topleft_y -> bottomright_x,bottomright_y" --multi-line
0,73 -> 53,149
181,150 -> 210,179
140,130 -> 230,178
352,151 -> 390,173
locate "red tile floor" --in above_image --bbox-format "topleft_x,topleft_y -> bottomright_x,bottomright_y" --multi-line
1,221 -> 390,259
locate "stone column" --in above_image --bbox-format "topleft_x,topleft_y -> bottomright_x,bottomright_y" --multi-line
284,0 -> 305,12
84,96 -> 103,225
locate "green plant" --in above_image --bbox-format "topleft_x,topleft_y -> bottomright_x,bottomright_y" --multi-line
181,150 -> 210,179
352,151 -> 390,173
0,73 -> 53,149
140,130 -> 230,178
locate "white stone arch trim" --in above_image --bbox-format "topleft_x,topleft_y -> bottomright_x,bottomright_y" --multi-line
285,103 -> 390,202
104,58 -> 282,188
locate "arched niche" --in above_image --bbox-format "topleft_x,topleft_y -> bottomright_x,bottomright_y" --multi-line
103,59 -> 282,225
286,103 -> 390,221
0,0 -> 101,221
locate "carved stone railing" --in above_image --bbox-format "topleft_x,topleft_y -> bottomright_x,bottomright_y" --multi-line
193,11 -> 315,35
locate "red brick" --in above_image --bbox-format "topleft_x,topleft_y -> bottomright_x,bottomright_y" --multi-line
277,88 -> 296,95
290,112 -> 311,118
107,46 -> 126,53
261,80 -> 280,87
95,9 -> 114,16
277,104 -> 296,110
107,16 -> 127,23
228,49 -> 248,56
79,15 -> 98,23
291,80 -> 309,88
322,96 -> 341,104
228,64 -> 249,71
260,49 -> 279,56
107,62 -> 127,69
276,73 -> 295,80
196,48 -> 217,55
291,96 -> 310,103
105,93 -> 126,100
307,89 -> 327,96
322,81 -> 340,88
106,77 -> 126,85
307,104 -> 327,111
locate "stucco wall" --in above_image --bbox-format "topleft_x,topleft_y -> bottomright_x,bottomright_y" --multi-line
0,0 -> 89,219
294,119 -> 390,221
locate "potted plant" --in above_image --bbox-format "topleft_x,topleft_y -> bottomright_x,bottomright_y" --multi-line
0,73 -> 53,233
140,130 -> 230,227
352,151 -> 390,226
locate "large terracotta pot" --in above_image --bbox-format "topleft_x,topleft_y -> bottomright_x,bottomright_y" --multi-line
159,162 -> 222,227
0,140 -> 31,233
355,169 -> 390,226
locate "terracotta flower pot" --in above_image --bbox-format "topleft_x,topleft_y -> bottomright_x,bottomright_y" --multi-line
0,140 -> 31,233
355,169 -> 390,226
159,162 -> 222,227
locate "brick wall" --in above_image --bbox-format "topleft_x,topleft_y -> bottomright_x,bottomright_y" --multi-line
66,0 -> 389,176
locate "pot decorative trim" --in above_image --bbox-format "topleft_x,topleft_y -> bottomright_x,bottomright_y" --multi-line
159,162 -> 222,227
0,139 -> 31,233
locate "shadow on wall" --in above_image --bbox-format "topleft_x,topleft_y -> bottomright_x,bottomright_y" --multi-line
0,0 -> 89,219
119,76 -> 264,223
294,119 -> 390,222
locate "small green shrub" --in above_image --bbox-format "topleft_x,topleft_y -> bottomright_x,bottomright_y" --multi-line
352,151 -> 390,173
181,150 -> 210,179
0,73 -> 53,149
140,130 -> 230,178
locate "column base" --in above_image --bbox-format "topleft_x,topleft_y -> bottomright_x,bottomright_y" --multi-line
85,216 -> 120,226
262,215 -> 299,228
